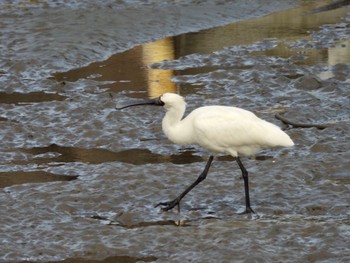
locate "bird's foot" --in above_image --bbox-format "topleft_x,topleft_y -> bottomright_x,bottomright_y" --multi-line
155,198 -> 181,212
239,206 -> 255,215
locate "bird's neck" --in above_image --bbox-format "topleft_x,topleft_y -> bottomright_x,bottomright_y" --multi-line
162,105 -> 189,144
162,105 -> 185,128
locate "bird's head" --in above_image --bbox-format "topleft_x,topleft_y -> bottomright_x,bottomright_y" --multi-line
116,93 -> 186,111
159,93 -> 186,111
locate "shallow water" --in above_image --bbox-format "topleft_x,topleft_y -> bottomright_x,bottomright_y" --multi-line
1,0 -> 350,262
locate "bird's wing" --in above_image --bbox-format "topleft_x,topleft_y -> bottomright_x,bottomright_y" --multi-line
191,106 -> 283,154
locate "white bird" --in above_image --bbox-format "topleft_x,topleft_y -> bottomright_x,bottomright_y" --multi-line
117,93 -> 294,214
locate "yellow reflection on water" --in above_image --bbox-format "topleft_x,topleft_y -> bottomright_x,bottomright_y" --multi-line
142,37 -> 177,98
328,40 -> 350,65
52,38 -> 177,98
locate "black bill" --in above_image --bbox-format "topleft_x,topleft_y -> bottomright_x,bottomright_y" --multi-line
116,96 -> 164,110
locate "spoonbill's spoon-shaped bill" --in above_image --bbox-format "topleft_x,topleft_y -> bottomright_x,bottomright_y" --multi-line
117,93 -> 294,214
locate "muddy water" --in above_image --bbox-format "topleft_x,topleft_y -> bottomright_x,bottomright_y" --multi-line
1,0 -> 350,262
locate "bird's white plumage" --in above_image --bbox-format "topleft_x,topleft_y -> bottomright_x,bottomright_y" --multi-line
119,92 -> 294,213
159,93 -> 294,157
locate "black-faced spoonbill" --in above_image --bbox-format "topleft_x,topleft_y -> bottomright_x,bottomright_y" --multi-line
117,93 -> 294,214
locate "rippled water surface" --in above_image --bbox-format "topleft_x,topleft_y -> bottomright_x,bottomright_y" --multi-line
0,0 -> 350,262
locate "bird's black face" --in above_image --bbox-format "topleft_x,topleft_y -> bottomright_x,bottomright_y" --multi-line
154,95 -> 165,106
116,95 -> 164,110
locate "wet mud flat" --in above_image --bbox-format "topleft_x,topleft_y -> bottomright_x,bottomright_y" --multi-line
1,0 -> 350,262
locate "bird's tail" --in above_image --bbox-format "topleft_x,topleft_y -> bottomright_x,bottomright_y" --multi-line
263,121 -> 294,147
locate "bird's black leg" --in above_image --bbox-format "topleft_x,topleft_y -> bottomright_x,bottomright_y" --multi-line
236,157 -> 255,214
155,155 -> 214,212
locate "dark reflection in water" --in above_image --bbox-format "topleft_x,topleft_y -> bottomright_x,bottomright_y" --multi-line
1,146 -> 274,188
306,0 -> 350,14
0,92 -> 66,105
17,144 -> 272,166
0,171 -> 77,188
18,144 -> 203,165
19,255 -> 158,263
